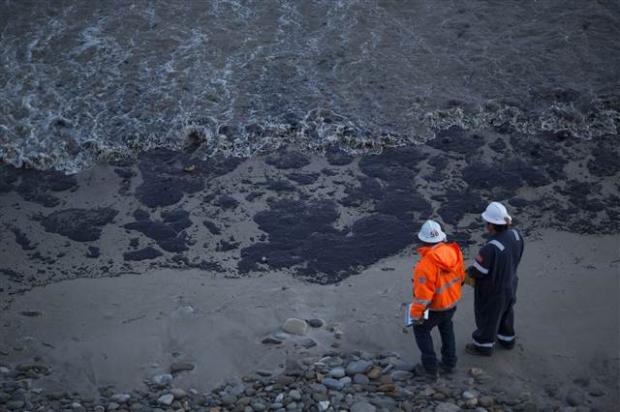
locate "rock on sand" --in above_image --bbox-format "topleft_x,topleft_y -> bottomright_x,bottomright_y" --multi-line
282,318 -> 308,335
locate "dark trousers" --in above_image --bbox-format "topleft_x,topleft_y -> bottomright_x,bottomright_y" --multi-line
473,294 -> 516,350
412,307 -> 457,373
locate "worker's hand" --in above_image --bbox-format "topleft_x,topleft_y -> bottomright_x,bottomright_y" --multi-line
413,318 -> 425,326
464,274 -> 476,287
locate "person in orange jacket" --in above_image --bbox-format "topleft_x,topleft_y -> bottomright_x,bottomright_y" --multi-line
409,220 -> 465,379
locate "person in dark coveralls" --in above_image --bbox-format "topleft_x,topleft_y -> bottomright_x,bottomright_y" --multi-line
465,201 -> 524,356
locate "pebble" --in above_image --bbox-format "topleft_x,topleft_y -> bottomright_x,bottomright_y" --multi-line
378,375 -> 393,384
158,394 -> 174,406
6,400 -> 25,409
0,366 -> 10,374
351,401 -> 376,412
152,373 -> 173,386
313,392 -> 328,402
466,398 -> 479,408
330,367 -> 346,378
299,337 -> 317,348
434,401 -> 461,412
237,396 -> 251,406
221,394 -> 237,405
170,362 -> 195,374
318,400 -> 330,411
463,390 -> 478,400
310,383 -> 327,393
107,402 -> 120,410
322,378 -> 344,391
274,331 -> 290,340
367,366 -> 382,379
469,367 -> 484,378
282,318 -> 308,335
478,396 -> 494,407
261,336 -> 283,345
339,376 -> 352,386
289,389 -> 302,401
377,383 -> 397,393
391,370 -> 413,381
307,319 -> 324,328
229,384 -> 246,396
171,388 -> 187,399
346,360 -> 373,375
353,374 -> 370,385
251,401 -> 266,411
370,396 -> 396,409
110,394 -> 131,403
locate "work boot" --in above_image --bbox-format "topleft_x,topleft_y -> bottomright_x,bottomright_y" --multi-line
413,363 -> 439,382
465,343 -> 493,357
438,361 -> 455,374
497,338 -> 516,350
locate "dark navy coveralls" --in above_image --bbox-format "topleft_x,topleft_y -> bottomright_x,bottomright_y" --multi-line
468,228 -> 524,350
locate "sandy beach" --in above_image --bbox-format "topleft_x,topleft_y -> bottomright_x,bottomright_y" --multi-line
1,230 -> 619,405
1,133 -> 619,410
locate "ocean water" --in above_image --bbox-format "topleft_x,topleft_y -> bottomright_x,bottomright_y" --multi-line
1,0 -> 619,172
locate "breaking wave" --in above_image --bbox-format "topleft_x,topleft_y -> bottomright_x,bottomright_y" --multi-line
1,0 -> 618,172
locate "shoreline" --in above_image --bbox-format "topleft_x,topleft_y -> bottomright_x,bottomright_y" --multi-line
0,129 -> 618,301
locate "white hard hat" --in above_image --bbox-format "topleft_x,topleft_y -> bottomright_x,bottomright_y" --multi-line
418,220 -> 447,243
481,201 -> 512,225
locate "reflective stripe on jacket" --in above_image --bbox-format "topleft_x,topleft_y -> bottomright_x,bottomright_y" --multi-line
410,242 -> 465,320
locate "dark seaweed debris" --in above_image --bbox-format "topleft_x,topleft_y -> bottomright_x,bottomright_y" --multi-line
203,220 -> 222,235
427,126 -> 485,156
587,134 -> 620,177
37,208 -> 118,242
123,247 -> 163,261
325,145 -> 354,166
346,147 -> 432,219
238,199 -> 413,283
124,208 -> 192,253
0,166 -> 78,207
265,149 -> 310,169
214,195 -> 239,210
358,146 -> 426,185
287,172 -> 320,185
135,148 -> 241,208
11,227 -> 36,251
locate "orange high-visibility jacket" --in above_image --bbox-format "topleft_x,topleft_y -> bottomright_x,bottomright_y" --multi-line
410,242 -> 465,320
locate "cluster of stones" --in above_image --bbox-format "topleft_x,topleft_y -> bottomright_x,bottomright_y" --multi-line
0,352 -> 560,412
